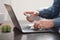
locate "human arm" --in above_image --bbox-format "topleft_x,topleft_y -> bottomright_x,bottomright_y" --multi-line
38,0 -> 60,19
34,17 -> 60,29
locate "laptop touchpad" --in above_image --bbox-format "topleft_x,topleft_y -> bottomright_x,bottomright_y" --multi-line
27,24 -> 34,29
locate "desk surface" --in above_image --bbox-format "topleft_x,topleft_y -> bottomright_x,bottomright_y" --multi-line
14,33 -> 60,40
14,29 -> 60,40
0,21 -> 60,40
0,28 -> 60,40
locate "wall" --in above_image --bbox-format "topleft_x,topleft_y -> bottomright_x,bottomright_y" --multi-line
0,0 -> 53,21
0,0 -> 11,21
0,0 -> 14,30
0,0 -> 11,13
11,0 -> 53,20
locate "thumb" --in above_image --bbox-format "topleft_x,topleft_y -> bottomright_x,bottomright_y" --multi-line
34,21 -> 40,29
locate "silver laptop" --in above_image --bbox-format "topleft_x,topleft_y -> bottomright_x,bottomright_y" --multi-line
4,4 -> 58,33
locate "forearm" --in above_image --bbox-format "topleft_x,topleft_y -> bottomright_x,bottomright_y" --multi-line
41,18 -> 60,28
38,7 -> 59,19
45,17 -> 60,27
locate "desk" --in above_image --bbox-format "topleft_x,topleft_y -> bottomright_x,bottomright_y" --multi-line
14,28 -> 60,40
0,28 -> 60,40
0,21 -> 60,40
14,20 -> 60,40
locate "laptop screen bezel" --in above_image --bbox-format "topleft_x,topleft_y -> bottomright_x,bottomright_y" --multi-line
4,4 -> 22,32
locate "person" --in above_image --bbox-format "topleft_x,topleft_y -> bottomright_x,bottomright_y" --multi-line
24,0 -> 60,29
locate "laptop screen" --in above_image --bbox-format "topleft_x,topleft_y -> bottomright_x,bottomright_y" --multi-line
4,4 -> 22,31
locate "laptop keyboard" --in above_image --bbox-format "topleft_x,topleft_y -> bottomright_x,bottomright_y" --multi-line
22,26 -> 52,32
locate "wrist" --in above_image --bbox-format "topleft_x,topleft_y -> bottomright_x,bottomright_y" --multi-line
47,19 -> 54,28
39,19 -> 54,29
34,11 -> 39,16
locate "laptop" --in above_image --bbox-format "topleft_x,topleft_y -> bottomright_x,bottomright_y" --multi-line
4,4 -> 59,33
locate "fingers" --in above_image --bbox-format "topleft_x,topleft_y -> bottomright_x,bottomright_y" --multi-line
24,11 -> 39,23
24,11 -> 34,16
26,16 -> 34,22
34,21 -> 40,29
34,21 -> 44,29
34,23 -> 39,29
24,11 -> 34,22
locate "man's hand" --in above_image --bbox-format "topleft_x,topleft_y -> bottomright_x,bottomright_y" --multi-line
34,19 -> 54,29
24,10 -> 39,22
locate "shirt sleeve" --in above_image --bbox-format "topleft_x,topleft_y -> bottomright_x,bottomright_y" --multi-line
53,17 -> 60,27
38,0 -> 59,19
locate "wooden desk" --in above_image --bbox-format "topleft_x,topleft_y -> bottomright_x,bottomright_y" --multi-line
14,20 -> 60,40
14,28 -> 60,40
0,28 -> 60,40
0,21 -> 60,40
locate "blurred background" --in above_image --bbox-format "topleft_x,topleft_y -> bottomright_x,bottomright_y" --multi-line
0,0 -> 53,21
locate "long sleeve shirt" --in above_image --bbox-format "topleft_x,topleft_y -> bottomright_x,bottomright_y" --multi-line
38,0 -> 60,27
